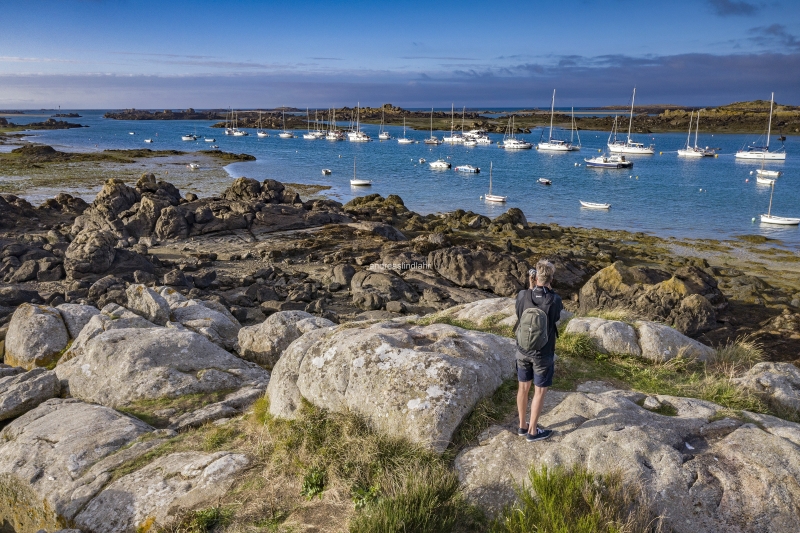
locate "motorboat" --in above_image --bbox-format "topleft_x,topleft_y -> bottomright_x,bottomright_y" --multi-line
607,88 -> 655,154
419,158 -> 426,164
464,139 -> 478,147
538,178 -> 552,185
210,145 -> 219,149
584,153 -> 633,168
760,180 -> 798,224
181,134 -> 197,141
737,93 -> 787,160
233,129 -> 249,137
397,117 -> 414,144
321,169 -> 332,175
677,111 -> 715,157
258,131 -> 270,138
500,115 -> 532,149
537,90 -> 580,151
455,165 -> 480,173
482,162 -> 506,202
474,135 -> 493,144
204,138 -> 216,142
129,132 -> 135,135
580,200 -> 611,209
350,157 -> 372,186
187,163 -> 199,170
144,139 -> 153,143
429,159 -> 451,170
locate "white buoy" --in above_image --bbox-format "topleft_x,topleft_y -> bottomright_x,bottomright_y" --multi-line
749,171 -> 753,175
752,217 -> 756,222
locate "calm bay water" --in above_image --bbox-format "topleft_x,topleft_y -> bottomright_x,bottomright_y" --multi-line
8,110 -> 800,249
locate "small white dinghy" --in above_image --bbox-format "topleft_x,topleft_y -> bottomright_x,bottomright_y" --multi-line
482,162 -> 507,203
350,157 -> 372,186
429,159 -> 451,170
321,169 -> 332,175
144,139 -> 153,143
204,138 -> 216,142
580,200 -> 611,209
761,180 -> 799,225
538,178 -> 552,185
756,175 -> 776,185
756,169 -> 782,178
187,163 -> 199,170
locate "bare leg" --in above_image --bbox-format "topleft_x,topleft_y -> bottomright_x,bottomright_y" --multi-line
517,380 -> 532,429
528,386 -> 549,431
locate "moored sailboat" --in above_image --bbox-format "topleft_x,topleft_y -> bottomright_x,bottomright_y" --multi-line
736,93 -> 787,161
607,88 -> 654,154
483,162 -> 507,202
761,180 -> 799,225
537,90 -> 579,152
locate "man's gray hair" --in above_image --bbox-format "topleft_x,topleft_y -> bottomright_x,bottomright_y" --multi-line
535,260 -> 556,285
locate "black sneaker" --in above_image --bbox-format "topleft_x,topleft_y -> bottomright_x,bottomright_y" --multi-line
517,425 -> 530,436
526,427 -> 553,442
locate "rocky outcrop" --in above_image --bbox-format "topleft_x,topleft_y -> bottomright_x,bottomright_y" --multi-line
428,246 -> 528,297
0,399 -> 153,531
351,269 -> 418,310
349,221 -> 407,241
456,390 -> 800,533
238,310 -> 334,368
63,229 -> 154,281
171,298 -> 241,351
125,284 -> 171,325
56,303 -> 100,338
268,321 -> 517,452
74,452 -> 249,533
4,304 -> 69,370
636,320 -> 715,362
579,262 -> 726,336
56,327 -> 268,408
0,368 -> 60,421
733,362 -> 800,411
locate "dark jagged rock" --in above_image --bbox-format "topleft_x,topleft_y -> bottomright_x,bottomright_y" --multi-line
428,246 -> 529,297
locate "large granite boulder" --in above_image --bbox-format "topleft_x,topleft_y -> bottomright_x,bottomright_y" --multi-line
635,320 -> 715,362
349,221 -> 407,241
171,299 -> 242,351
733,362 -> 800,411
61,304 -> 157,361
238,310 -> 334,368
579,262 -> 726,336
56,327 -> 268,408
0,399 -> 153,530
455,390 -> 800,533
56,303 -> 100,338
0,367 -> 60,421
428,246 -> 528,297
125,284 -> 171,325
437,297 -> 516,327
64,229 -> 154,280
351,270 -> 419,310
74,452 -> 249,533
267,321 -> 517,452
4,303 -> 69,370
565,317 -> 641,356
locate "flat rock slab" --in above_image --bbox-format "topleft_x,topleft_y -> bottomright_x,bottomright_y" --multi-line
0,368 -> 60,421
0,398 -> 153,525
455,390 -> 800,533
56,327 -> 268,408
171,299 -> 241,351
268,321 -> 517,453
74,451 -> 249,533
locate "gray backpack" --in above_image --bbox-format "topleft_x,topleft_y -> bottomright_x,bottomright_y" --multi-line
515,290 -> 552,352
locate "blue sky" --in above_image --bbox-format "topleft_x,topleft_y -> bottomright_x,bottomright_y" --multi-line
1,0 -> 799,108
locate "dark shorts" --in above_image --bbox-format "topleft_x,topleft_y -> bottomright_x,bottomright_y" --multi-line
516,355 -> 555,387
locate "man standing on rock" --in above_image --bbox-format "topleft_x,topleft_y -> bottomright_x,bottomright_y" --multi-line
515,260 -> 562,442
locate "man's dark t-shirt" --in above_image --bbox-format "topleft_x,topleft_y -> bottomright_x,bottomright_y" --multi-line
515,286 -> 563,359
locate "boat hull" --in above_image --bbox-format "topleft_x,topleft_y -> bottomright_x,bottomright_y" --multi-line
484,194 -> 507,203
608,144 -> 654,155
736,151 -> 786,160
537,142 -> 578,152
761,214 -> 800,225
350,180 -> 372,186
580,201 -> 610,209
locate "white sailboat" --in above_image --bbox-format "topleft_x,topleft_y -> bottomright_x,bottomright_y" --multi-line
278,110 -> 294,138
379,108 -> 391,140
608,88 -> 654,154
736,92 -> 787,160
761,180 -> 799,225
257,110 -> 269,137
442,104 -> 464,144
483,162 -> 507,202
537,90 -> 579,151
350,157 -> 372,186
231,110 -> 248,136
348,102 -> 371,142
677,111 -> 714,157
326,108 -> 345,141
500,115 -> 532,150
424,108 -> 441,144
397,117 -> 414,144
302,108 -> 319,139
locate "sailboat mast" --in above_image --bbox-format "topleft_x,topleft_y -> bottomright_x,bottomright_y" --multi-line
767,92 -> 774,150
768,180 -> 774,216
430,108 -> 433,137
461,106 -> 465,134
627,88 -> 635,143
694,111 -> 700,149
354,157 -> 356,180
686,111 -> 693,148
549,89 -> 555,141
489,162 -> 493,195
450,104 -> 454,137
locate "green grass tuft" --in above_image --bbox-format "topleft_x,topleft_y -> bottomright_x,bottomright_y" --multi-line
157,505 -> 234,533
490,464 -> 663,533
555,332 -> 597,359
709,335 -> 766,374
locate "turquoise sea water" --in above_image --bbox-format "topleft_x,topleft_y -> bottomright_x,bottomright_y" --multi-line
7,110 -> 800,248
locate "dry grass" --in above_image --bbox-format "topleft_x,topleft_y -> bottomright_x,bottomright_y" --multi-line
709,334 -> 766,374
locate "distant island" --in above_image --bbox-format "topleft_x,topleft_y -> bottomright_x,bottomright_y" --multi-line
0,117 -> 86,132
0,110 -> 25,115
52,113 -> 81,118
104,108 -> 226,120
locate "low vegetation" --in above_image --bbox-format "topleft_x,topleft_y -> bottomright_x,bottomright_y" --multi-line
490,465 -> 664,533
